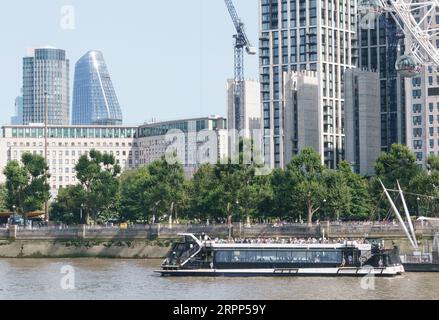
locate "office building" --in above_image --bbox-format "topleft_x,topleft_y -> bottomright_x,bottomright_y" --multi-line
22,47 -> 70,125
0,117 -> 228,195
0,125 -> 138,195
137,116 -> 228,177
259,0 -> 358,169
72,51 -> 123,126
344,68 -> 381,176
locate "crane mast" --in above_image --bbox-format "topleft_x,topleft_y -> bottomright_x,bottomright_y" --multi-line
224,0 -> 256,132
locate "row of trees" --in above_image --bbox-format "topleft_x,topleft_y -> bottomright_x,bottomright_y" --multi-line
1,144 -> 438,225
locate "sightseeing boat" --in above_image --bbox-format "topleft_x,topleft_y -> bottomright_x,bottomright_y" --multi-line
156,233 -> 404,277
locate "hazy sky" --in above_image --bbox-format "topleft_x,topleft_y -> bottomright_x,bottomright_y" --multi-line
0,0 -> 259,126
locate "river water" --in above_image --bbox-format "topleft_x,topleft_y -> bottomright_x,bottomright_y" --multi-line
0,259 -> 438,300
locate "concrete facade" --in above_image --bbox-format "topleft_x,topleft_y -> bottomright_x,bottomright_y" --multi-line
227,79 -> 262,137
0,117 -> 229,196
284,71 -> 320,165
344,68 -> 381,176
137,116 -> 228,177
404,5 -> 439,166
259,0 -> 358,169
0,125 -> 139,196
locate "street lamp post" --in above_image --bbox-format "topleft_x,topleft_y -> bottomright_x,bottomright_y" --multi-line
236,200 -> 241,237
417,197 -> 421,217
44,91 -> 49,223
80,204 -> 84,225
323,199 -> 327,222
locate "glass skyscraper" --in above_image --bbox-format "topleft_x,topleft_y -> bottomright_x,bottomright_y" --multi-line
358,14 -> 406,152
11,90 -> 23,125
22,47 -> 70,125
72,51 -> 123,125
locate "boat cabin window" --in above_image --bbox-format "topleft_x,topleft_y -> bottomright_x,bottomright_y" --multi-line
215,250 -> 343,264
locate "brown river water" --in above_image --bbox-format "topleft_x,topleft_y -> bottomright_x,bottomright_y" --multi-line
0,259 -> 438,300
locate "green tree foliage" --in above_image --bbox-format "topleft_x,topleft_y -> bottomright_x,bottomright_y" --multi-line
41,141 -> 439,225
187,138 -> 270,223
119,167 -> 151,222
141,157 -> 186,223
50,185 -> 86,224
119,161 -> 188,224
408,155 -> 439,216
338,161 -> 373,219
285,148 -> 327,225
373,144 -> 422,189
3,153 -> 50,218
189,164 -> 218,220
74,149 -> 121,223
323,169 -> 351,221
371,144 -> 423,217
0,185 -> 8,212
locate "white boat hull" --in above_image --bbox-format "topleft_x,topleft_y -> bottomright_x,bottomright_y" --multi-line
156,265 -> 405,277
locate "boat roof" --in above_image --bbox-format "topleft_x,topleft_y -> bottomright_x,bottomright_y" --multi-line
207,242 -> 371,251
177,233 -> 371,251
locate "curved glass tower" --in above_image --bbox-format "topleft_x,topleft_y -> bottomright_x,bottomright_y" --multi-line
72,51 -> 123,125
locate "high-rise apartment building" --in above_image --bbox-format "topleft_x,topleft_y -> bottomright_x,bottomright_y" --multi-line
405,8 -> 439,166
72,51 -> 123,126
259,0 -> 358,169
22,47 -> 70,125
358,14 -> 406,152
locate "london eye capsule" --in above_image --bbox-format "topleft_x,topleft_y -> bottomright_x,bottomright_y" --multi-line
358,0 -> 383,15
395,54 -> 421,78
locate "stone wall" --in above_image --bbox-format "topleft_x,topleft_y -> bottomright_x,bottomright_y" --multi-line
0,239 -> 170,259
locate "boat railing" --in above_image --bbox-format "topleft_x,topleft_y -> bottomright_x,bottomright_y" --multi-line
178,243 -> 202,267
400,253 -> 433,264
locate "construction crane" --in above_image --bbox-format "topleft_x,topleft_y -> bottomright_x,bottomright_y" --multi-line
224,0 -> 257,131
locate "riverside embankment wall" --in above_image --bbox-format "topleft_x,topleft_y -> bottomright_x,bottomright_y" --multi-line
0,223 -> 437,258
0,239 -> 170,258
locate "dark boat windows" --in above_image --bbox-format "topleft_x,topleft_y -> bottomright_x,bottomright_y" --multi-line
215,249 -> 343,264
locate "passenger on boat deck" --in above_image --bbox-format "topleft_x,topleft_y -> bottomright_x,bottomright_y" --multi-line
211,237 -> 368,245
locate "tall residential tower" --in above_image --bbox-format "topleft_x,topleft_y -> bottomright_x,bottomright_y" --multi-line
72,51 -> 123,125
259,0 -> 358,169
22,47 -> 70,125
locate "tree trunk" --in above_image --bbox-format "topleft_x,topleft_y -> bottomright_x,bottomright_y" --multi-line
307,193 -> 313,226
24,212 -> 28,229
85,210 -> 90,225
227,202 -> 232,240
307,205 -> 313,226
170,202 -> 175,225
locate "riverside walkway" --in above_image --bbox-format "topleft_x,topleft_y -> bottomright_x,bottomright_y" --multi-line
0,221 -> 437,241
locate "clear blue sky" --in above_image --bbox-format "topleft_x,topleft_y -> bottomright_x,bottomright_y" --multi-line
0,0 -> 259,126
